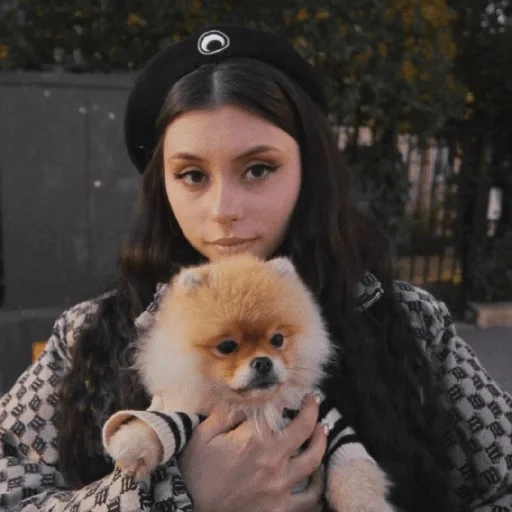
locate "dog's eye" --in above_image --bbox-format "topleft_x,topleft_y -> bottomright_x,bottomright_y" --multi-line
217,340 -> 238,355
270,333 -> 284,348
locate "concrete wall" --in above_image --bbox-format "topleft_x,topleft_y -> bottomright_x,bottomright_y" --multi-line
0,71 -> 139,392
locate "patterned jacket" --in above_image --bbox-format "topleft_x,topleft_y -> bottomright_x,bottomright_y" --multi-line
1,276 -> 511,511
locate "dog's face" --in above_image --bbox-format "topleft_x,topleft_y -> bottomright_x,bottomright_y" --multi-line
138,255 -> 333,414
189,314 -> 300,403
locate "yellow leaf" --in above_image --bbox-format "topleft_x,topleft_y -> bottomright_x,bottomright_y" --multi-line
356,49 -> 373,62
296,8 -> 309,22
293,36 -> 307,48
315,10 -> 330,20
0,44 -> 9,60
421,5 -> 436,23
405,36 -> 415,49
445,74 -> 458,91
190,0 -> 203,15
127,13 -> 147,28
401,60 -> 417,83
401,7 -> 414,26
377,42 -> 388,57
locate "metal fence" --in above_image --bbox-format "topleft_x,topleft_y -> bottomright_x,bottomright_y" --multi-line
391,125 -> 508,314
335,122 -> 508,314
394,130 -> 465,307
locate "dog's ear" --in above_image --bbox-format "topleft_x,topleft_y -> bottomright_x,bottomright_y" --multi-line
176,268 -> 205,291
268,257 -> 296,277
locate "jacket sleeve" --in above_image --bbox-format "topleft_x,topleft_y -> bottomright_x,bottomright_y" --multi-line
0,300 -> 194,512
102,407 -> 204,466
395,282 -> 512,511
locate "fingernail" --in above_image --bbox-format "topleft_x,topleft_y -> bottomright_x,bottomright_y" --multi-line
312,392 -> 322,404
301,393 -> 313,407
321,420 -> 330,435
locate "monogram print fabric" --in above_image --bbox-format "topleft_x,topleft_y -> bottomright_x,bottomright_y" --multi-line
1,280 -> 511,511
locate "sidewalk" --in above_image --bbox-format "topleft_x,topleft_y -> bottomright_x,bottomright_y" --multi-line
456,323 -> 512,394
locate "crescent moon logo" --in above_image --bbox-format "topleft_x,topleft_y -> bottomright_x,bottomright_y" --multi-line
197,30 -> 231,55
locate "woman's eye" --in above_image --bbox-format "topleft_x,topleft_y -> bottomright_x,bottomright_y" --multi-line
216,340 -> 238,355
245,164 -> 278,180
175,170 -> 206,185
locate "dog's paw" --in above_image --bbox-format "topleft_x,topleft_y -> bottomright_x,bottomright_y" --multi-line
326,458 -> 396,512
106,418 -> 163,482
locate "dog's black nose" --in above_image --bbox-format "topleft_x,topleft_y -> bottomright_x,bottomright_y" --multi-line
251,357 -> 273,375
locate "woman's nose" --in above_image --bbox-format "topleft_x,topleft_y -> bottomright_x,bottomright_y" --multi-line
209,182 -> 243,224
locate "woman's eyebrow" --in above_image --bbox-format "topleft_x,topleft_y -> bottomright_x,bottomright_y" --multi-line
168,144 -> 281,162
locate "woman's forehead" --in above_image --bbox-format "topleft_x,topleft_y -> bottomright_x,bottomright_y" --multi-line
163,105 -> 296,156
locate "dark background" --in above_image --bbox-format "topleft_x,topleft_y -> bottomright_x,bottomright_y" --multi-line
0,72 -> 139,393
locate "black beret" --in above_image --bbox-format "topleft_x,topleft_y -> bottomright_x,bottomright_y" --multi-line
124,23 -> 328,173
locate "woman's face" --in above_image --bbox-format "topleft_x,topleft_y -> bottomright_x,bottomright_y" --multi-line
163,105 -> 301,262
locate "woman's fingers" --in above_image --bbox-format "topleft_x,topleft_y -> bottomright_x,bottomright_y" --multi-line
288,421 -> 327,490
282,394 -> 321,454
287,467 -> 325,512
196,407 -> 246,443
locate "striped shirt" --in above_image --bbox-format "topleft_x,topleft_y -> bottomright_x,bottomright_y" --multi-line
101,391 -> 374,477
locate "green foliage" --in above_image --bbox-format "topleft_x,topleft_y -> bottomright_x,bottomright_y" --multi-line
0,0 -> 465,136
0,1 -> 206,72
447,0 -> 512,121
0,0 -> 466,252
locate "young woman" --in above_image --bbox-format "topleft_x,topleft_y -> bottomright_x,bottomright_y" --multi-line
1,23 -> 511,512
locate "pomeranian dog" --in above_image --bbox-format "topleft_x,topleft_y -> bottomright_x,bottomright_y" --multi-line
103,254 -> 395,512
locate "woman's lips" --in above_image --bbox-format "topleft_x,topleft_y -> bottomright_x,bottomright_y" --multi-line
210,239 -> 256,254
210,237 -> 255,246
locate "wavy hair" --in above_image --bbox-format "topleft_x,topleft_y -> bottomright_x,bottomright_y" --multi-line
57,58 -> 454,510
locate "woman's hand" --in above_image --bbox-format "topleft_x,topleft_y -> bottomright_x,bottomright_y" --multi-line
179,394 -> 327,512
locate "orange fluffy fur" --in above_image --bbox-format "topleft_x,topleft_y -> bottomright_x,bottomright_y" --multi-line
105,254 -> 396,511
135,254 -> 333,433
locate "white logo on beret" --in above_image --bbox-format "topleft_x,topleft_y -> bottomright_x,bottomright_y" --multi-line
198,30 -> 230,55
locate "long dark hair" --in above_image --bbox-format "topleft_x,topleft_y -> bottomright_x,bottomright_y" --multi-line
58,57 -> 454,510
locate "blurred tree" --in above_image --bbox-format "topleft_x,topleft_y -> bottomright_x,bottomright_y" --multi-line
0,0 -> 464,133
0,0 -> 465,244
447,0 -> 511,121
444,0 -> 512,301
